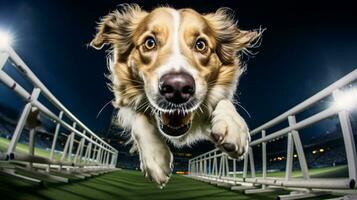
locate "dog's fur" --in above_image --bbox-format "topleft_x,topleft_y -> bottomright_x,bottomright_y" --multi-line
91,4 -> 262,186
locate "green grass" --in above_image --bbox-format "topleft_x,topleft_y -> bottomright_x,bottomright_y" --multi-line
0,169 -> 342,200
0,137 -> 62,160
257,165 -> 348,178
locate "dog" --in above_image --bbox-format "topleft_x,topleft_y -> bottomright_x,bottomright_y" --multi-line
90,4 -> 262,186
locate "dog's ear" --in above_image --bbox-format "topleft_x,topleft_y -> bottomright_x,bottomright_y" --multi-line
204,8 -> 263,65
90,4 -> 147,53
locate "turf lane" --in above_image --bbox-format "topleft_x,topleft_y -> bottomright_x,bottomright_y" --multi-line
0,169 -> 275,200
0,169 -> 342,200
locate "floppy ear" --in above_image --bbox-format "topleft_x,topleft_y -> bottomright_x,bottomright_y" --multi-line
90,4 -> 147,54
204,8 -> 263,65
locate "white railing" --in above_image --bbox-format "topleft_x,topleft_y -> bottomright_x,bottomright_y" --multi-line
0,45 -> 118,183
188,69 -> 357,199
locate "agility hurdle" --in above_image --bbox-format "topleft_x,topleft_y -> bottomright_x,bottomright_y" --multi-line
0,45 -> 118,184
188,69 -> 357,199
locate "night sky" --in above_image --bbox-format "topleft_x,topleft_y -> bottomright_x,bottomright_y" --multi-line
0,0 -> 356,141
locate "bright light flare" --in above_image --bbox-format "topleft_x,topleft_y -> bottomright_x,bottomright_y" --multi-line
0,31 -> 13,48
333,88 -> 357,110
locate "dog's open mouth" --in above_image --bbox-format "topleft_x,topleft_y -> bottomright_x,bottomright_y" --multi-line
158,111 -> 193,137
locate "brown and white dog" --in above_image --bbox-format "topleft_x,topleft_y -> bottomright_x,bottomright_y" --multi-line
90,4 -> 262,186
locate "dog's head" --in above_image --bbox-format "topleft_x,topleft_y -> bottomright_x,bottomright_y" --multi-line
91,4 -> 262,138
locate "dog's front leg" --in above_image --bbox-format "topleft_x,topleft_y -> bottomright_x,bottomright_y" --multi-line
210,99 -> 250,159
127,111 -> 173,186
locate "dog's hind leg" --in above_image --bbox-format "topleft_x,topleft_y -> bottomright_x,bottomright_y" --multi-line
210,99 -> 250,160
118,107 -> 173,187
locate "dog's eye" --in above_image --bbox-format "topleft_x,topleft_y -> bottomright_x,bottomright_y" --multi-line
144,37 -> 156,50
195,39 -> 207,52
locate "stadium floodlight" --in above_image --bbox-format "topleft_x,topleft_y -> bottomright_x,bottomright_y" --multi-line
332,88 -> 357,110
0,31 -> 12,48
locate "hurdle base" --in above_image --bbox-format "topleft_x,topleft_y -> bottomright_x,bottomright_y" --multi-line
0,168 -> 43,185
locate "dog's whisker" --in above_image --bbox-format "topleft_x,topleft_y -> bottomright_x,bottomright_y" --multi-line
122,90 -> 144,96
122,89 -> 145,94
144,105 -> 151,114
96,99 -> 114,119
199,102 -> 210,115
136,101 -> 149,111
143,103 -> 154,115
122,85 -> 144,90
233,101 -> 252,119
121,85 -> 145,92
119,77 -> 145,84
198,106 -> 204,115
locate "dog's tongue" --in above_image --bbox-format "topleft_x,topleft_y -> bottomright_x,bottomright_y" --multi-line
162,112 -> 192,127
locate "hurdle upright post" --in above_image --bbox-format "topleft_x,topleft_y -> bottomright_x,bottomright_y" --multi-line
285,119 -> 294,181
7,88 -> 41,158
49,111 -> 63,161
289,115 -> 310,179
67,122 -> 76,162
334,89 -> 357,182
262,130 -> 267,188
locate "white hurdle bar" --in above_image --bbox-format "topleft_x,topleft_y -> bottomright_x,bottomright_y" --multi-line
0,45 -> 118,181
188,68 -> 357,198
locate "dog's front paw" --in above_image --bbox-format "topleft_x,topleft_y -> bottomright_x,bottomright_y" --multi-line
139,145 -> 173,187
211,99 -> 250,159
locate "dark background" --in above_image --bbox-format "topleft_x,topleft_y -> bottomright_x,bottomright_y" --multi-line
0,0 -> 356,150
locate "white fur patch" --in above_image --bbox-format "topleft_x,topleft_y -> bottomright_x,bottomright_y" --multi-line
118,107 -> 173,186
171,9 -> 181,58
155,9 -> 197,78
211,99 -> 250,160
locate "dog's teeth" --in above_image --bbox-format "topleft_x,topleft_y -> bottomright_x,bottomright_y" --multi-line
167,124 -> 180,129
161,113 -> 170,125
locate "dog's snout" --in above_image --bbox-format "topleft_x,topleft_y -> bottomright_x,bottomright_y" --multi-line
159,72 -> 195,104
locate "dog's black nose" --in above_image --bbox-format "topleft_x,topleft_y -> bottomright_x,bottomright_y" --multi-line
159,72 -> 195,104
